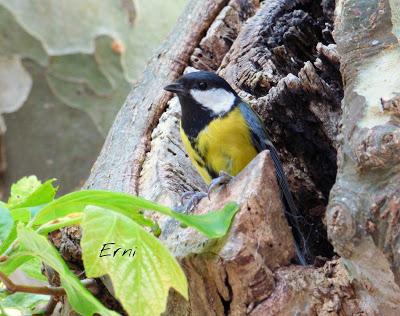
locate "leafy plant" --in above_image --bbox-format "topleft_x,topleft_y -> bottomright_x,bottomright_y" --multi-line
0,176 -> 239,315
0,291 -> 48,315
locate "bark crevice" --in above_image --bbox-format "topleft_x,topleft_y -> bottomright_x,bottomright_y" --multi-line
218,0 -> 341,260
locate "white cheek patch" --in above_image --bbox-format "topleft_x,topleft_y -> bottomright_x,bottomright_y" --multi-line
190,88 -> 235,114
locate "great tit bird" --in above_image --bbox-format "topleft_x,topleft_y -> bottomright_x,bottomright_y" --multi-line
164,71 -> 309,265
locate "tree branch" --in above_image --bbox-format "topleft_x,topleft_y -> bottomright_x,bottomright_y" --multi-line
43,296 -> 58,316
0,272 -> 96,296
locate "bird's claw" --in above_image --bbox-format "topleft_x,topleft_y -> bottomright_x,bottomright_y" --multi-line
180,191 -> 196,205
178,191 -> 207,213
177,171 -> 232,213
207,171 -> 233,199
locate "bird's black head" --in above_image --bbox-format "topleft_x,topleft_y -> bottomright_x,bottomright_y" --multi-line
164,71 -> 236,97
164,71 -> 239,138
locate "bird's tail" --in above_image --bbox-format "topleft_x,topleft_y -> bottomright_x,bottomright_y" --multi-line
268,147 -> 312,265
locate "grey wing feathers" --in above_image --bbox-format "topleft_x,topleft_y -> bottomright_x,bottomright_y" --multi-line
238,102 -> 299,215
238,102 -> 308,264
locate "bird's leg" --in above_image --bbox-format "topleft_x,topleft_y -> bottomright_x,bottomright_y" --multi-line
207,171 -> 233,199
177,191 -> 207,213
176,171 -> 233,213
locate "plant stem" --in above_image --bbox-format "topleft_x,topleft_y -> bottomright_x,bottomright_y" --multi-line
43,296 -> 58,316
36,215 -> 82,235
0,272 -> 97,296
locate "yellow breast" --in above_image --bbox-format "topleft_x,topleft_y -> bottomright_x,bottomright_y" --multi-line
180,107 -> 258,184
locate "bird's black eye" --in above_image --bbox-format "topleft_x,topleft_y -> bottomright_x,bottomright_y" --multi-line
198,82 -> 207,90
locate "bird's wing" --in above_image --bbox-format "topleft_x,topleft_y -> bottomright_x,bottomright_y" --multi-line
238,101 -> 309,264
237,102 -> 298,215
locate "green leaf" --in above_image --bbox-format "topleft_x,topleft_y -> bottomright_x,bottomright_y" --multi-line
0,203 -> 17,256
32,190 -> 152,227
17,225 -> 119,316
36,213 -> 82,235
0,251 -> 33,275
33,190 -> 239,238
81,207 -> 188,316
7,206 -> 47,226
0,204 -> 13,247
12,179 -> 57,209
0,291 -> 48,315
7,176 -> 41,207
9,207 -> 31,223
7,176 -> 57,209
171,202 -> 240,238
0,225 -> 16,255
19,257 -> 47,282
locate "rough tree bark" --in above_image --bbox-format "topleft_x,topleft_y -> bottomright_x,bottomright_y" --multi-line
53,0 -> 400,315
326,0 -> 400,314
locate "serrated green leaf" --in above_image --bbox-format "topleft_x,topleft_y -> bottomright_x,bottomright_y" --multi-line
7,176 -> 41,208
8,178 -> 57,210
17,225 -> 119,316
32,190 -> 239,238
6,176 -> 57,211
81,207 -> 187,316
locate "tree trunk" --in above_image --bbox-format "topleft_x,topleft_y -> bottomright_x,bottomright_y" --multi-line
326,0 -> 400,313
54,0 -> 400,314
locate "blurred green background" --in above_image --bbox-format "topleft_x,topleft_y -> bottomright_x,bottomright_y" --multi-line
0,0 -> 186,197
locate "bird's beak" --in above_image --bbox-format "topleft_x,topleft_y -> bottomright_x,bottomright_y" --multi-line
164,82 -> 185,94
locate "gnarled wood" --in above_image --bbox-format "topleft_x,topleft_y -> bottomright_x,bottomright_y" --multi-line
326,0 -> 400,313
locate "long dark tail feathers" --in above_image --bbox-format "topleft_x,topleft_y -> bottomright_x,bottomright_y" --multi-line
268,147 -> 313,265
294,242 -> 307,266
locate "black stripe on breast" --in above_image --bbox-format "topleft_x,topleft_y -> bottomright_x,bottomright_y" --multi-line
190,136 -> 218,180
